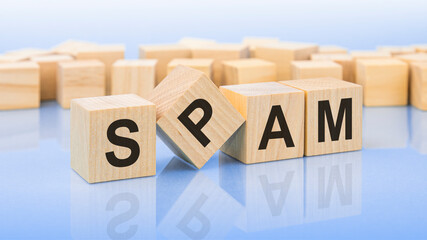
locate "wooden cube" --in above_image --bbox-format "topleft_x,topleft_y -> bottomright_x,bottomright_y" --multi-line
222,58 -> 277,85
167,58 -> 214,78
75,45 -> 125,95
4,48 -> 52,60
280,78 -> 362,156
57,60 -> 105,109
0,55 -> 28,63
139,44 -> 191,85
148,65 -> 245,169
0,62 -> 40,110
291,60 -> 343,80
351,51 -> 391,82
111,59 -> 157,98
70,94 -> 156,183
396,53 -> 427,64
414,45 -> 427,53
178,37 -> 216,47
191,44 -> 250,86
356,59 -> 408,106
52,40 -> 98,56
318,45 -> 347,54
30,54 -> 74,100
311,53 -> 354,82
377,46 -> 416,56
411,62 -> 427,110
220,82 -> 304,164
255,42 -> 318,80
242,37 -> 280,57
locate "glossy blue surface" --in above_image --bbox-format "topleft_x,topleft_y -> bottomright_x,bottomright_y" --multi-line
0,102 -> 426,239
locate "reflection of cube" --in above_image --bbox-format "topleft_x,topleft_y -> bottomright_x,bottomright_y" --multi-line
167,58 -> 214,79
71,94 -> 156,183
0,62 -> 40,110
318,45 -> 347,54
411,107 -> 427,154
242,37 -> 279,57
356,59 -> 408,106
291,60 -> 342,80
222,58 -> 276,85
0,108 -> 40,150
311,54 -> 354,82
410,62 -> 427,110
220,82 -> 304,164
57,60 -> 105,109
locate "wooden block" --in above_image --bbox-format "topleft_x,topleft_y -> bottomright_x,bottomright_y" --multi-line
318,45 -> 347,54
255,42 -> 318,80
0,62 -> 40,110
139,44 -> 191,85
0,54 -> 28,63
356,59 -> 408,106
57,60 -> 105,109
148,65 -> 245,169
111,59 -> 157,98
71,94 -> 156,183
191,44 -> 250,86
377,46 -> 416,56
410,62 -> 427,110
311,53 -> 354,82
396,53 -> 427,64
351,51 -> 392,83
178,37 -> 216,46
280,78 -> 362,156
30,54 -> 74,100
291,60 -> 343,80
75,45 -> 125,95
220,82 -> 304,164
52,40 -> 98,56
4,48 -> 53,59
242,37 -> 280,57
222,58 -> 277,85
167,58 -> 214,78
413,45 -> 427,53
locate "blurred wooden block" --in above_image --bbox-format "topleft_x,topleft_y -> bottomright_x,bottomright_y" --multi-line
396,53 -> 427,64
111,59 -> 157,98
75,45 -> 125,95
377,46 -> 416,56
0,54 -> 28,63
57,60 -> 105,109
30,54 -> 74,100
178,37 -> 216,47
255,42 -> 318,80
4,48 -> 52,60
0,62 -> 40,110
318,45 -> 347,54
52,40 -> 98,56
414,45 -> 427,53
411,62 -> 427,110
356,59 -> 408,106
139,44 -> 191,85
167,58 -> 214,78
71,94 -> 156,183
148,66 -> 244,169
242,37 -> 279,57
220,82 -> 304,164
191,44 -> 249,86
351,51 -> 391,83
311,53 -> 354,82
291,60 -> 342,80
280,78 -> 362,156
222,58 -> 276,85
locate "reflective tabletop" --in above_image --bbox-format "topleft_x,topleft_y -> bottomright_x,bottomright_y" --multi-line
0,101 -> 426,239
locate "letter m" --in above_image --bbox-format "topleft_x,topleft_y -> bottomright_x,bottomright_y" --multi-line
318,98 -> 352,142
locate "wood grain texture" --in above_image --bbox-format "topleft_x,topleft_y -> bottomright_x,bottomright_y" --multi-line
57,60 -> 105,109
167,58 -> 214,79
280,78 -> 362,156
148,65 -> 245,168
70,94 -> 156,183
291,60 -> 343,80
242,37 -> 279,57
0,62 -> 40,110
111,59 -> 157,98
311,53 -> 355,82
356,59 -> 408,106
377,46 -> 416,56
30,54 -> 74,100
351,51 -> 392,85
318,45 -> 347,54
220,82 -> 304,164
255,42 -> 318,80
410,62 -> 427,110
222,58 -> 276,85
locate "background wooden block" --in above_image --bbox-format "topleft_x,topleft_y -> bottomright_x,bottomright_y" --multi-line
148,65 -> 245,169
222,58 -> 277,85
52,40 -> 98,56
71,94 -> 156,183
167,58 -> 214,79
220,82 -> 304,164
255,42 -> 318,80
410,62 -> 427,110
111,59 -> 157,98
139,44 -> 191,86
396,53 -> 427,64
291,60 -> 343,80
0,62 -> 40,110
191,44 -> 250,86
356,59 -> 408,106
30,54 -> 74,100
178,37 -> 217,47
4,48 -> 53,60
280,78 -> 362,156
413,45 -> 427,53
318,45 -> 347,54
311,53 -> 354,82
351,51 -> 392,83
57,60 -> 105,109
242,37 -> 280,57
377,46 -> 416,56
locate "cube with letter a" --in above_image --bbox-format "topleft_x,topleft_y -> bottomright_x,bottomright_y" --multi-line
280,78 -> 362,156
220,82 -> 304,164
148,65 -> 245,169
70,94 -> 156,183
